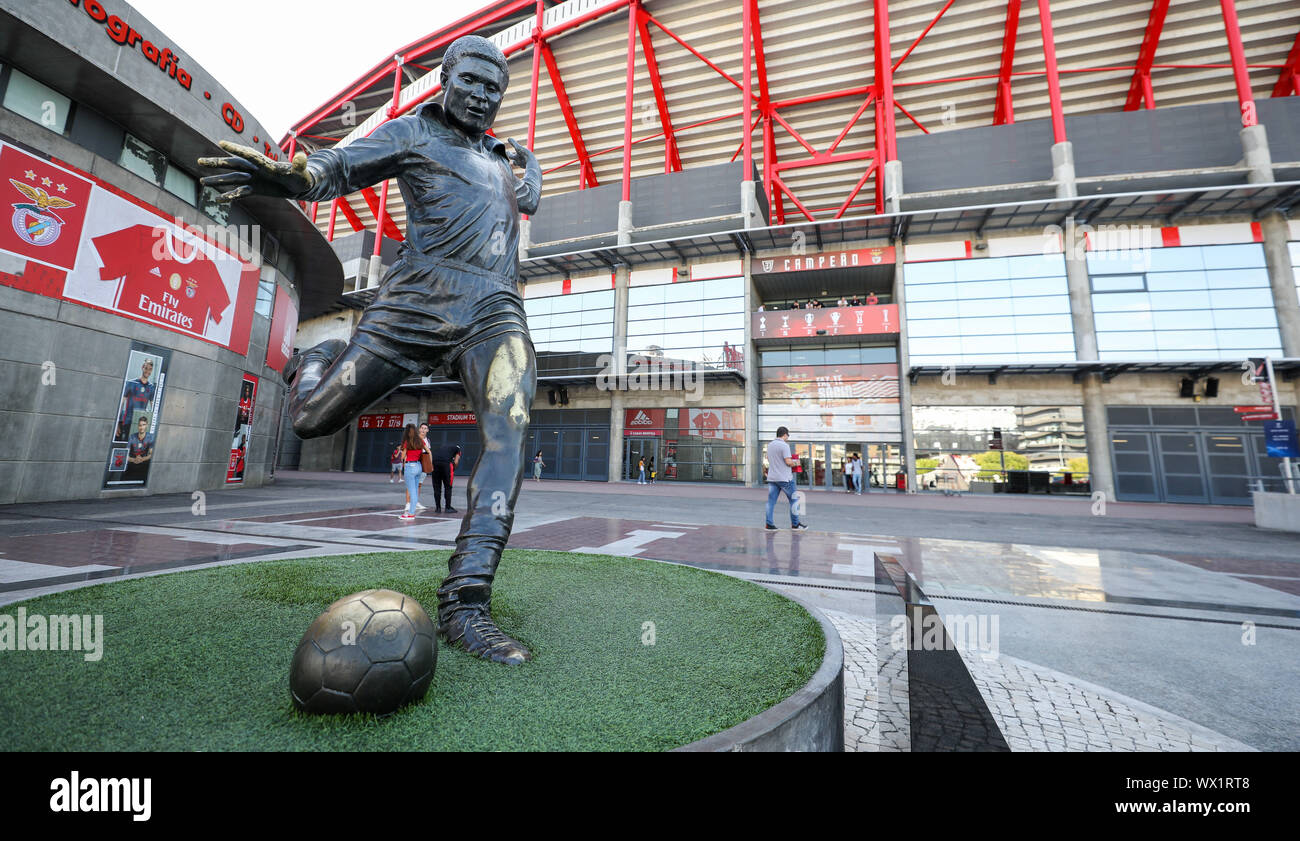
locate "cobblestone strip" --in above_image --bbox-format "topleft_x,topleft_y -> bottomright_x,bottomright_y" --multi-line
821,609 -> 1256,753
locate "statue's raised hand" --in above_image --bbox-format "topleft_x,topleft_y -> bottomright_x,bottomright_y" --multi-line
198,140 -> 313,202
506,138 -> 536,171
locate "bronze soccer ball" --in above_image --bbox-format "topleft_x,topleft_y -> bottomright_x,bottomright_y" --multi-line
290,589 -> 436,715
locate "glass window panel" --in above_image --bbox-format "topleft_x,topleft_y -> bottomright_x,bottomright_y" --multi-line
1092,292 -> 1150,312
1215,328 -> 1281,349
581,307 -> 613,325
1005,253 -> 1065,278
702,277 -> 743,298
824,348 -> 859,364
957,316 -> 1004,336
905,300 -> 960,319
551,294 -> 582,313
703,296 -> 744,315
1109,408 -> 1150,426
675,315 -> 704,333
1145,248 -> 1206,272
1096,331 -> 1157,351
579,323 -> 611,340
3,70 -> 70,133
790,348 -> 824,365
1209,288 -> 1272,310
629,285 -> 665,305
907,337 -> 955,355
702,313 -> 742,331
903,261 -> 956,284
954,257 -> 1008,281
584,290 -> 614,308
760,350 -> 790,367
663,331 -> 703,350
1151,309 -> 1213,330
1011,295 -> 1069,315
1017,333 -> 1075,353
550,326 -> 581,341
1145,272 -> 1206,291
1153,331 -> 1213,351
957,298 -> 1011,317
906,319 -> 950,338
1091,275 -> 1145,291
200,186 -> 230,225
1148,290 -> 1211,310
627,321 -> 661,339
550,310 -> 581,328
163,164 -> 196,203
664,282 -> 703,302
906,282 -> 957,302
119,133 -> 166,185
1014,314 -> 1073,333
1211,308 -> 1277,330
628,303 -> 665,321
1200,243 -> 1265,270
957,279 -> 1012,299
1095,311 -> 1155,331
1204,268 -> 1269,289
960,334 -> 1016,354
578,337 -> 611,353
665,300 -> 703,317
1009,276 -> 1068,296
524,297 -> 551,316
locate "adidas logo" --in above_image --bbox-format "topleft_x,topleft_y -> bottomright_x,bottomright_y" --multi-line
630,410 -> 653,425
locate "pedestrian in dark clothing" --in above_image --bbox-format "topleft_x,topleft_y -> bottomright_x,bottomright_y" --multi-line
432,444 -> 462,514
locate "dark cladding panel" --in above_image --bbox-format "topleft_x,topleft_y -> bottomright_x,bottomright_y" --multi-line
1068,101 -> 1243,177
631,161 -> 744,228
898,121 -> 1054,192
1260,98 -> 1300,164
528,182 -> 621,245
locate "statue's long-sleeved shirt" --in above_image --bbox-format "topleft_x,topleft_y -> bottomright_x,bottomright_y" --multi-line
298,102 -> 541,281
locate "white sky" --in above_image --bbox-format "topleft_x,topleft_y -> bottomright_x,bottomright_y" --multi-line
128,0 -> 473,140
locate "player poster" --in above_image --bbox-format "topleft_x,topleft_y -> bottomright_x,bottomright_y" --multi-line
226,374 -> 258,484
104,342 -> 171,489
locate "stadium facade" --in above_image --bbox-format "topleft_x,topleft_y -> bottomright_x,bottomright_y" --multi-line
0,0 -> 341,503
283,0 -> 1300,505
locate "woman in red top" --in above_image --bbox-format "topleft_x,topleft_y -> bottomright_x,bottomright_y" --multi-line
400,423 -> 429,520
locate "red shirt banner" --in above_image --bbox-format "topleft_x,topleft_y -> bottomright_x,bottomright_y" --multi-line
226,374 -> 258,484
0,140 -> 259,355
754,304 -> 899,340
265,285 -> 298,374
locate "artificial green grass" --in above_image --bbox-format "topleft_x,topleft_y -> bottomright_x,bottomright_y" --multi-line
0,550 -> 824,751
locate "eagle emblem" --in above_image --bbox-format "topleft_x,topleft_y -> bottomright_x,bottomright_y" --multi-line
9,179 -> 76,247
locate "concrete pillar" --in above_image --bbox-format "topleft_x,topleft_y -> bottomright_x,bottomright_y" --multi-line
743,256 -> 760,485
741,180 -> 762,229
1259,212 -> 1300,356
366,254 -> 384,289
894,248 -> 916,492
1051,141 -> 1077,199
1081,374 -> 1114,502
608,263 -> 630,481
1241,123 -> 1273,184
1064,225 -> 1099,362
617,200 -> 634,247
883,160 -> 903,214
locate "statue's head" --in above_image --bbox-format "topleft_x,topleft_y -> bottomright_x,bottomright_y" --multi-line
441,35 -> 510,136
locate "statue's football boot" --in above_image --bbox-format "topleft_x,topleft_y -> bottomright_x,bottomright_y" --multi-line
436,582 -> 531,665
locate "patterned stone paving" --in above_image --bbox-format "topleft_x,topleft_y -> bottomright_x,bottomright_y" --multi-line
823,610 -> 1257,752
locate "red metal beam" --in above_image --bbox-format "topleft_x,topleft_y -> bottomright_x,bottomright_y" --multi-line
1124,0 -> 1171,110
873,0 -> 898,162
1219,0 -> 1258,126
622,1 -> 638,202
773,150 -> 875,173
1272,32 -> 1300,96
1036,0 -> 1068,143
326,198 -> 338,241
835,159 -> 878,219
828,95 -> 875,155
891,0 -> 957,73
637,7 -> 682,173
895,99 -> 928,134
527,0 -> 544,149
541,44 -> 600,187
742,0 -> 754,178
359,186 -> 403,241
749,0 -> 772,193
993,0 -> 1021,124
772,176 -> 815,222
644,12 -> 744,92
336,195 -> 365,234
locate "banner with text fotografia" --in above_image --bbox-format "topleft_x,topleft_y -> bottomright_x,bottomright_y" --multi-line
0,139 -> 259,354
104,342 -> 172,489
226,374 -> 257,484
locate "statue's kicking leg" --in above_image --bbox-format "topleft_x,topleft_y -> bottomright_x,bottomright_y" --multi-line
436,332 -> 537,665
284,340 -> 412,439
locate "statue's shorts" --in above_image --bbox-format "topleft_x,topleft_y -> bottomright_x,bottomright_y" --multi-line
350,251 -> 531,373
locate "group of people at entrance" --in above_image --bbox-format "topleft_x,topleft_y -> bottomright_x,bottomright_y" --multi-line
841,454 -> 866,494
759,292 -> 879,311
390,422 -> 461,519
637,457 -> 656,484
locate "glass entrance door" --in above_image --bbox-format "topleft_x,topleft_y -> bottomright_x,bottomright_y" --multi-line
623,438 -> 659,481
1157,433 -> 1209,504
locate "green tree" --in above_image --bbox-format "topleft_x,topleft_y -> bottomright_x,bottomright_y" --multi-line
915,458 -> 940,472
1066,456 -> 1089,474
973,450 -> 1028,479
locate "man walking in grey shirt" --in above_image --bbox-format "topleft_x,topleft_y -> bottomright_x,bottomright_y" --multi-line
766,426 -> 807,530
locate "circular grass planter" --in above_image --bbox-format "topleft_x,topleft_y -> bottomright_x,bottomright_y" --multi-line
0,550 -> 835,752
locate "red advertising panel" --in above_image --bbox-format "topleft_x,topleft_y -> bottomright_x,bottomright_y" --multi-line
753,246 -> 895,274
754,304 -> 899,340
226,374 -> 258,484
0,140 -> 259,354
0,143 -> 94,271
624,408 -> 665,436
428,412 -> 477,425
265,285 -> 298,374
358,413 -> 407,430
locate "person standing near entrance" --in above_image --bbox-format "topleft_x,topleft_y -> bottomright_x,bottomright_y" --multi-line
432,444 -> 462,514
766,426 -> 807,530
399,424 -> 428,521
851,453 -> 864,495
533,449 -> 545,481
637,457 -> 647,484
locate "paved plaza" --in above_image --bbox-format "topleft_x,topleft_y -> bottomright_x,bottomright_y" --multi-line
1,471 -> 1296,751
